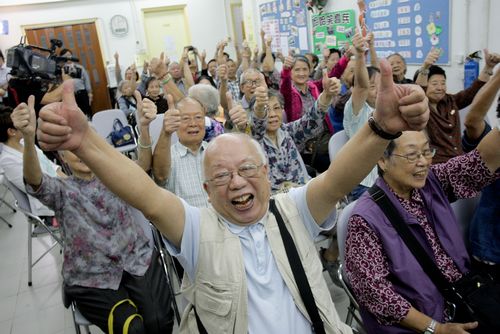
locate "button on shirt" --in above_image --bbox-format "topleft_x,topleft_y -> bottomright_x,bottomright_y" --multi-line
165,184 -> 336,334
166,141 -> 209,208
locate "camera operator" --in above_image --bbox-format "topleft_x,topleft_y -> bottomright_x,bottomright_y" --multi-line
59,48 -> 93,118
0,50 -> 10,104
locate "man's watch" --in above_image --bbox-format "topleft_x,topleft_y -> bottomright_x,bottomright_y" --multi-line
423,319 -> 437,334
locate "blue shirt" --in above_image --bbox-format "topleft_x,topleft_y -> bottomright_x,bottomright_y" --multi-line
165,184 -> 336,334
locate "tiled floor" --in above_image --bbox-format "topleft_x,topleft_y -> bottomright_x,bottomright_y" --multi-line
0,188 -> 353,334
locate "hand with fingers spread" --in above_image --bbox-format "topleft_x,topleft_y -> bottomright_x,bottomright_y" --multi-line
162,94 -> 181,135
373,59 -> 429,134
11,95 -> 37,139
37,80 -> 89,151
227,92 -> 248,131
136,91 -> 157,128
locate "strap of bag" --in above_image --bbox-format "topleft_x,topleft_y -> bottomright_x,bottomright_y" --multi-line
113,118 -> 124,131
368,185 -> 455,300
269,199 -> 326,334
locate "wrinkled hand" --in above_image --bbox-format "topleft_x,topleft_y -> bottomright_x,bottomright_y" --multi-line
150,52 -> 168,78
11,95 -> 37,138
283,54 -> 295,70
322,72 -> 341,98
227,92 -> 248,130
483,49 -> 500,69
137,91 -> 157,127
373,59 -> 429,134
253,86 -> 269,114
423,47 -> 440,68
217,64 -> 228,81
352,31 -> 365,54
37,80 -> 89,151
163,94 -> 181,135
436,321 -> 478,334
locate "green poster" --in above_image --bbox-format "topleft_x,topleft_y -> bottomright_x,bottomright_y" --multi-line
311,10 -> 356,55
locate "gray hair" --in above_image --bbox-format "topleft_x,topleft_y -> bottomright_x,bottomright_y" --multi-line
188,84 -> 220,117
239,68 -> 262,85
201,133 -> 268,181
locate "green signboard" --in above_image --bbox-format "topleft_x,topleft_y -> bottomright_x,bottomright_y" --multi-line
311,10 -> 356,55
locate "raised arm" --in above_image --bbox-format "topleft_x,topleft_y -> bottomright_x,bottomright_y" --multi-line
10,96 -> 42,190
306,59 -> 430,224
36,81 -> 186,248
415,48 -> 440,87
135,91 -> 158,172
150,52 -> 184,102
464,68 -> 500,140
366,32 -> 379,68
114,52 -> 123,84
181,48 -> 195,89
152,95 -> 179,185
262,37 -> 275,73
279,54 -> 296,121
351,32 -> 370,116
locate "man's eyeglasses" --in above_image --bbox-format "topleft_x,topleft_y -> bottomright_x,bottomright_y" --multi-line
206,163 -> 264,186
391,148 -> 436,163
243,80 -> 260,87
180,115 -> 204,124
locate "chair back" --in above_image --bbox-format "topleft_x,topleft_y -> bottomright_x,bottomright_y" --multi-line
148,113 -> 178,150
328,130 -> 349,162
91,109 -> 137,152
337,200 -> 357,264
2,177 -> 32,213
451,196 -> 479,246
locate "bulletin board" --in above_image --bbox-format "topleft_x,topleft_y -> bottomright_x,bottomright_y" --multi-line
311,10 -> 356,56
364,0 -> 450,65
259,0 -> 310,55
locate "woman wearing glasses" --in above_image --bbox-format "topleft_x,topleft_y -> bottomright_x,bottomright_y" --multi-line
344,129 -> 500,334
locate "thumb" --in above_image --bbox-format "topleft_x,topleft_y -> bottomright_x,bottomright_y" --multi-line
483,48 -> 489,60
166,94 -> 175,111
27,95 -> 36,114
61,80 -> 78,109
226,91 -> 234,110
322,68 -> 329,80
134,90 -> 143,112
378,59 -> 394,93
160,52 -> 165,63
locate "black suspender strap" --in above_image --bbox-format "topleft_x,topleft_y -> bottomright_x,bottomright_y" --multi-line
367,185 -> 454,298
270,199 -> 326,334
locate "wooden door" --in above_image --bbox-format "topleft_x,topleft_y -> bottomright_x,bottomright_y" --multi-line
25,22 -> 111,114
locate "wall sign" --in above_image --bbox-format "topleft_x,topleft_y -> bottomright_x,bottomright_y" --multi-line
364,0 -> 450,65
110,15 -> 129,37
311,10 -> 356,56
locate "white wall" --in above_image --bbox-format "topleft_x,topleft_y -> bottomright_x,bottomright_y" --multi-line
0,0 -> 230,70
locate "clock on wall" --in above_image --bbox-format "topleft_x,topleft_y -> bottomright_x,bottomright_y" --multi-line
110,15 -> 129,37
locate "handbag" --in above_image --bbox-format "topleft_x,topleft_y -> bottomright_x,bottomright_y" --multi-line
368,185 -> 500,333
107,119 -> 135,147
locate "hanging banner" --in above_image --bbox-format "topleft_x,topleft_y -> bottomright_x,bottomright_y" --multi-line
311,10 -> 356,55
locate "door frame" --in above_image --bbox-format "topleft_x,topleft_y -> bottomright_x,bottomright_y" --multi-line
21,18 -> 108,64
141,4 -> 192,57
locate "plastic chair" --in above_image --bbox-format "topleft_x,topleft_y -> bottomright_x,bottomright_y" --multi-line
336,200 -> 366,331
91,109 -> 137,154
146,114 -> 179,150
328,130 -> 349,162
2,178 -> 62,286
0,173 -> 16,228
62,284 -> 92,334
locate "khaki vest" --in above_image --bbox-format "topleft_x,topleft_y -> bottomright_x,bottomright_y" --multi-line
179,193 -> 353,334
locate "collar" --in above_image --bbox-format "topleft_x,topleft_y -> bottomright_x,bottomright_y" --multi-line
220,213 -> 267,236
174,140 -> 207,157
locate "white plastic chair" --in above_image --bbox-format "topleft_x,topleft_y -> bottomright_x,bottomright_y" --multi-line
0,173 -> 16,228
328,130 -> 349,162
336,200 -> 366,331
2,177 -> 62,286
147,114 -> 179,150
91,109 -> 137,154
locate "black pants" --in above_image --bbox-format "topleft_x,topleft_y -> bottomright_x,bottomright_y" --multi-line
74,89 -> 92,119
65,250 -> 174,334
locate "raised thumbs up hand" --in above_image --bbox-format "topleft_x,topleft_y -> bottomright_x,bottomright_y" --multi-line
11,95 -> 37,139
137,91 -> 157,127
37,79 -> 89,151
374,59 -> 429,134
163,94 -> 181,135
227,91 -> 248,131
